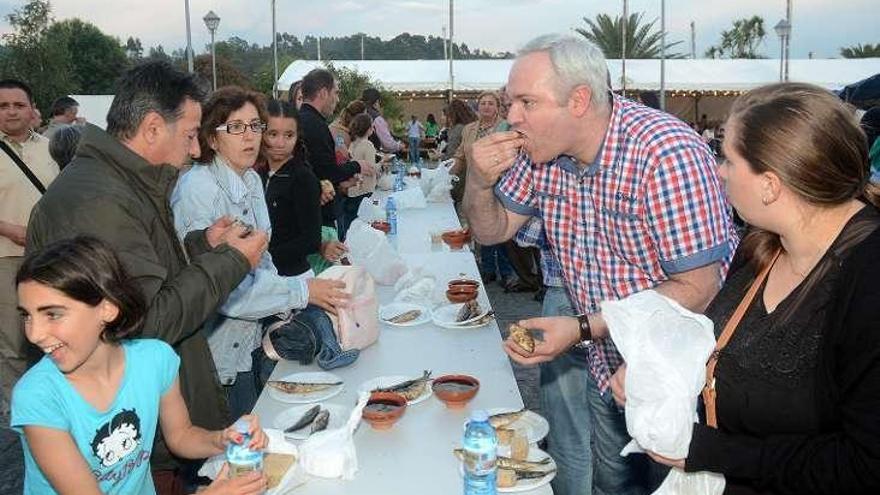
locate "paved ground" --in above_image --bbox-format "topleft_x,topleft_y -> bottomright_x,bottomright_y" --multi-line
0,279 -> 543,492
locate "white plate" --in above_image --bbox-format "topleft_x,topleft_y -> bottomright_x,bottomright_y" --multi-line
358,374 -> 433,405
432,302 -> 489,328
497,446 -> 557,493
267,371 -> 344,404
486,408 -> 550,444
273,403 -> 350,440
379,303 -> 431,327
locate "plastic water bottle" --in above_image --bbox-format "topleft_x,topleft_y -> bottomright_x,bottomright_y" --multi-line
385,196 -> 398,235
462,410 -> 497,495
226,418 -> 263,478
392,158 -> 405,192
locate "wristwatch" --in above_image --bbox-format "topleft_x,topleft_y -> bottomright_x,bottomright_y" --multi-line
574,313 -> 592,348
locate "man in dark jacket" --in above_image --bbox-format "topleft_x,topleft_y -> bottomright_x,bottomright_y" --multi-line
298,68 -> 375,228
26,61 -> 267,493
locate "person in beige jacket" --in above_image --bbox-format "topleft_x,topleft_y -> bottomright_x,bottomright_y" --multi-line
0,79 -> 59,417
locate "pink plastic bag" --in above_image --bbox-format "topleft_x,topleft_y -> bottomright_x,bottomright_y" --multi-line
317,266 -> 379,351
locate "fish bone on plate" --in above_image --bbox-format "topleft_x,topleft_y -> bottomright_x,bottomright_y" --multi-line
358,372 -> 433,405
486,407 -> 549,444
496,446 -> 557,493
455,445 -> 556,493
379,303 -> 431,327
273,403 -> 350,440
267,371 -> 344,404
432,301 -> 491,329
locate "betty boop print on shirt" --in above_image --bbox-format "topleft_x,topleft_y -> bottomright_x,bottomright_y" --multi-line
89,409 -> 142,468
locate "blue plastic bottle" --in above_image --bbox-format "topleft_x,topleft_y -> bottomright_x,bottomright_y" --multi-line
226,418 -> 263,478
463,410 -> 497,495
385,196 -> 398,235
392,158 -> 405,192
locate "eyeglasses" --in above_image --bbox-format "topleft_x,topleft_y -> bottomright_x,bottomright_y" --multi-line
216,121 -> 267,135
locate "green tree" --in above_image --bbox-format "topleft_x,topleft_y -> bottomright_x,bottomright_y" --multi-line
147,44 -> 171,61
576,12 -> 682,58
126,37 -> 144,60
840,43 -> 880,58
325,63 -> 402,126
1,0 -> 74,114
45,19 -> 129,94
193,54 -> 252,89
706,16 -> 766,59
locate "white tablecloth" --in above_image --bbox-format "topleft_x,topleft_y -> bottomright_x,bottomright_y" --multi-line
251,183 -> 552,494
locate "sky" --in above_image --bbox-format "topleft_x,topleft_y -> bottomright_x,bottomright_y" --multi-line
0,0 -> 876,60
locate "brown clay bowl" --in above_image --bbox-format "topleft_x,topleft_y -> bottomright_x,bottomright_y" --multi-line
432,375 -> 480,409
448,278 -> 479,291
362,392 -> 407,430
441,230 -> 471,250
370,220 -> 391,234
446,288 -> 478,304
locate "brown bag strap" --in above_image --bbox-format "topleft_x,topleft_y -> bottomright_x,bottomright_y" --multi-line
703,248 -> 781,427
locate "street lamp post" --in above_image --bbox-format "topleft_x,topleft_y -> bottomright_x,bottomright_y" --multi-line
272,0 -> 278,98
621,0 -> 628,95
448,0 -> 455,103
184,0 -> 194,72
659,0 -> 666,111
203,11 -> 220,91
784,0 -> 792,81
774,19 -> 791,82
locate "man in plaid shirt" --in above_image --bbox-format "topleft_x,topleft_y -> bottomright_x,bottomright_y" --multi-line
516,216 -> 596,495
465,34 -> 737,495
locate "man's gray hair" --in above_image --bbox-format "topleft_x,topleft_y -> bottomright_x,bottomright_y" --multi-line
518,34 -> 610,108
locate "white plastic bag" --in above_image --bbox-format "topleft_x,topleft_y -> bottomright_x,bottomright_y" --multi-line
198,429 -> 308,494
356,197 -> 385,223
344,219 -> 408,286
391,187 -> 427,209
299,392 -> 370,479
602,290 -> 725,495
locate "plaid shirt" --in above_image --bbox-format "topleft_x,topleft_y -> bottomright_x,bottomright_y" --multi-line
496,95 -> 738,393
514,216 -> 564,287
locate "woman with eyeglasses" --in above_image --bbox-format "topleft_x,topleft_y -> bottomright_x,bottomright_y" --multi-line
170,87 -> 351,420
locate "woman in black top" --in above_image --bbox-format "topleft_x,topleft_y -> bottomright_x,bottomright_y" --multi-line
647,83 -> 880,494
259,100 -> 347,280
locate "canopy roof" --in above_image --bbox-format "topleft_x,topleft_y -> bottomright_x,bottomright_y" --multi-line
279,58 -> 880,94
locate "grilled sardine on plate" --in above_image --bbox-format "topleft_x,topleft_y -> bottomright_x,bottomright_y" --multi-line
284,404 -> 321,433
456,300 -> 481,322
373,370 -> 432,401
488,408 -> 527,428
386,309 -> 422,324
268,380 -> 342,395
453,448 -> 552,472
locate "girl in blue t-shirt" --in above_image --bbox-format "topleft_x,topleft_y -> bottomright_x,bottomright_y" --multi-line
11,236 -> 269,495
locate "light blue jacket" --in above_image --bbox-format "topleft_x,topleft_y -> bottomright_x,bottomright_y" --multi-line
171,156 -> 309,384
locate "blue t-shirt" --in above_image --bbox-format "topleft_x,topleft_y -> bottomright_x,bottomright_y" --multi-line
11,339 -> 180,495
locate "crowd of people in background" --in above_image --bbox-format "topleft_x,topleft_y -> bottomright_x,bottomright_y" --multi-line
1,29 -> 880,495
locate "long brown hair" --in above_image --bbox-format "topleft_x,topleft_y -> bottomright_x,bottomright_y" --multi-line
729,82 -> 880,271
446,98 -> 476,127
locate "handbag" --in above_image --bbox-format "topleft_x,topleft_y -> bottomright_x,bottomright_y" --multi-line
702,248 -> 781,427
317,265 -> 379,351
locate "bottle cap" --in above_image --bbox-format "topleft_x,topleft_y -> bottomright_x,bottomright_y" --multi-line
469,409 -> 489,422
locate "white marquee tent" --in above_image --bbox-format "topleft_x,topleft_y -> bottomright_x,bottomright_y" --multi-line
279,58 -> 880,94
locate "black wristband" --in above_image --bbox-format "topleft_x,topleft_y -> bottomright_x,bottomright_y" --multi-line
577,314 -> 592,342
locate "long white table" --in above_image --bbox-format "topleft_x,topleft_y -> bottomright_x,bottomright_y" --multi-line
252,185 -> 553,494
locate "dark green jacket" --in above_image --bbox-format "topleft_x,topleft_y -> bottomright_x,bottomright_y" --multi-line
26,124 -> 250,470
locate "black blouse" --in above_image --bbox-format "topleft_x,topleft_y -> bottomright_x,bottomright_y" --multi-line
686,206 -> 880,495
259,155 -> 323,277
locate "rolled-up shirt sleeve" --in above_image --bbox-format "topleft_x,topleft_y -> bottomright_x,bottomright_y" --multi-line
494,154 -> 539,217
644,142 -> 735,275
